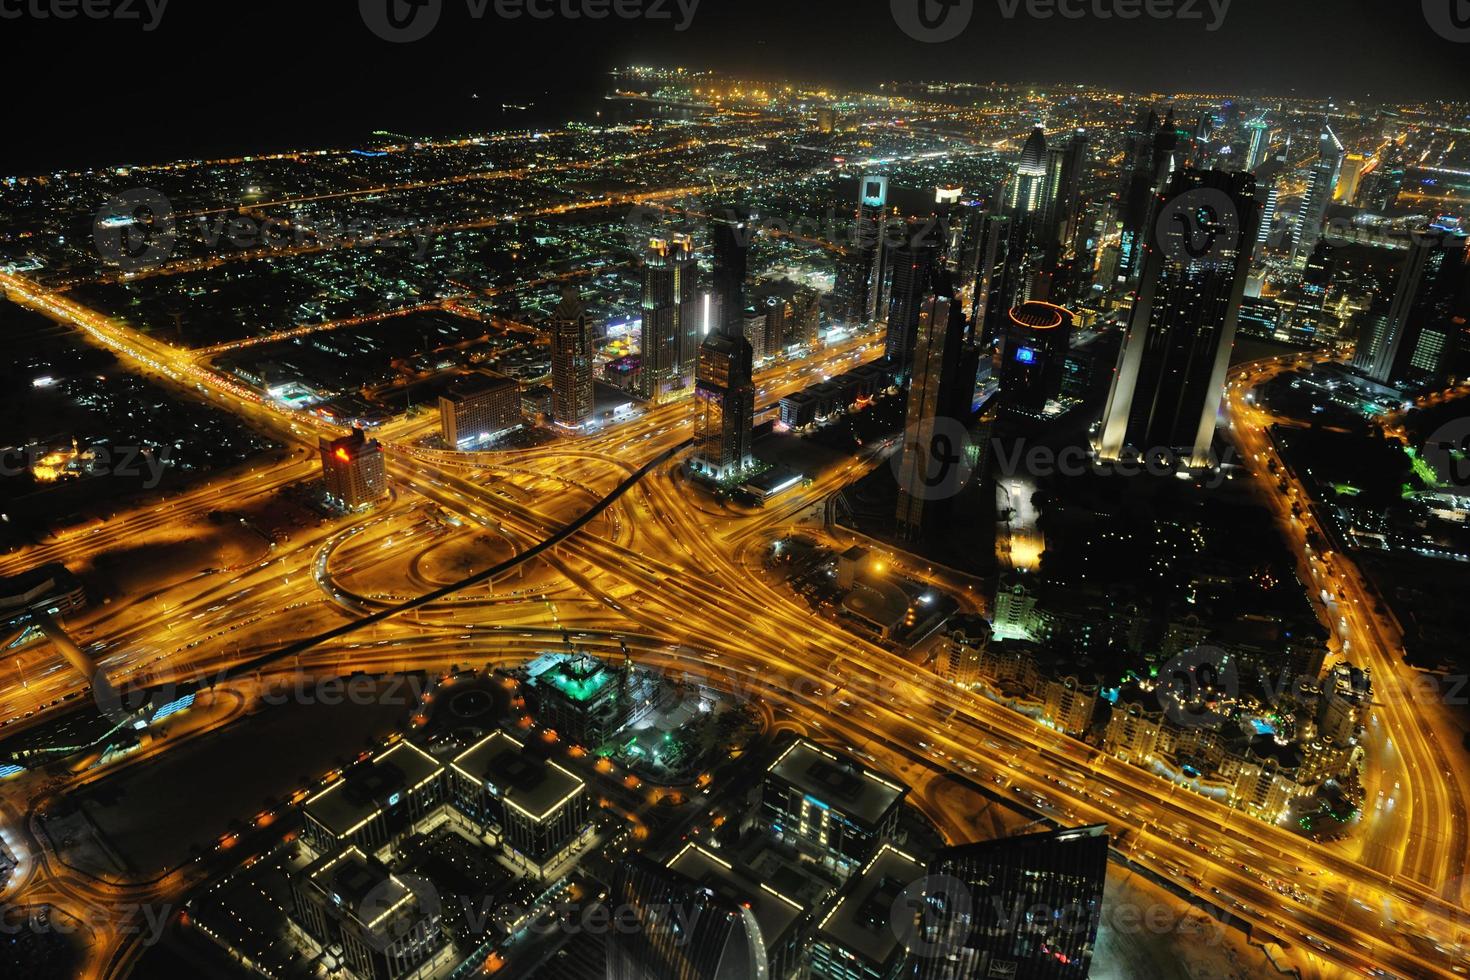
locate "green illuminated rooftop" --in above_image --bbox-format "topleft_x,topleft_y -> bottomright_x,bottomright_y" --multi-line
530,653 -> 616,703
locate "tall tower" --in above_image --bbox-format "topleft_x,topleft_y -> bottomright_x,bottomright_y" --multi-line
710,206 -> 750,334
1098,169 -> 1261,467
999,301 -> 1074,415
607,855 -> 767,980
856,174 -> 890,323
885,224 -> 940,379
640,234 -> 698,401
1293,125 -> 1344,264
1006,127 -> 1049,241
1245,115 -> 1270,170
1040,128 -> 1088,256
913,826 -> 1109,980
1352,226 -> 1470,387
896,277 -> 979,542
550,284 -> 594,428
319,429 -> 388,510
693,213 -> 756,481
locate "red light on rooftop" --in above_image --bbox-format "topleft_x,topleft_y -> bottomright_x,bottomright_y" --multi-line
334,448 -> 350,462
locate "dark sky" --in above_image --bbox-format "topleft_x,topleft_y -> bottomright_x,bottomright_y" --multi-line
5,0 -> 1467,175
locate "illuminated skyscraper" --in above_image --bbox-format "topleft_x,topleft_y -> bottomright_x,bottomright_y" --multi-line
640,234 -> 699,401
1117,108 -> 1177,284
1352,225 -> 1470,387
1006,127 -> 1049,227
885,224 -> 940,378
1245,114 -> 1271,170
1040,129 -> 1088,256
913,826 -> 1109,980
1099,169 -> 1261,466
606,855 -> 767,980
550,284 -> 594,428
319,428 -> 388,510
971,212 -> 1012,343
710,206 -> 750,333
1293,125 -> 1344,264
1336,153 -> 1366,204
693,330 -> 755,480
856,174 -> 891,323
999,301 -> 1074,415
896,276 -> 979,542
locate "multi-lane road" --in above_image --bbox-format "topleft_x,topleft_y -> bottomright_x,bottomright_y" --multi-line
2,283 -> 1469,978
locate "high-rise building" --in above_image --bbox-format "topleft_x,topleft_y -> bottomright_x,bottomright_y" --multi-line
1257,179 -> 1285,253
292,847 -> 447,980
1245,115 -> 1271,170
550,284 -> 594,428
319,428 -> 388,510
692,272 -> 756,482
1099,169 -> 1261,466
1359,149 -> 1405,212
710,206 -> 751,334
1336,153 -> 1367,204
856,174 -> 891,324
896,280 -> 979,541
935,184 -> 966,272
809,843 -> 926,980
792,288 -> 821,349
885,225 -> 940,378
761,294 -> 790,358
1293,125 -> 1344,264
1352,226 -> 1470,387
971,212 -> 1012,343
640,235 -> 700,400
606,855 -> 768,980
1040,129 -> 1088,256
912,826 -> 1109,980
762,738 -> 908,876
834,250 -> 873,326
1117,108 -> 1177,284
449,730 -> 592,878
999,301 -> 1074,415
1006,127 -> 1049,229
438,371 -> 522,448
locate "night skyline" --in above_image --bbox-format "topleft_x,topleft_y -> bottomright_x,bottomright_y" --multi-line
4,0 -> 1467,175
2,5 -> 1470,980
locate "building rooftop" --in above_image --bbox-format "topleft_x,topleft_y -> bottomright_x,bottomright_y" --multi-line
452,730 -> 583,821
815,844 -> 925,968
305,741 -> 442,839
767,739 -> 907,826
442,371 -> 520,403
304,847 -> 408,927
526,651 -> 620,705
0,563 -> 82,615
666,842 -> 805,948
